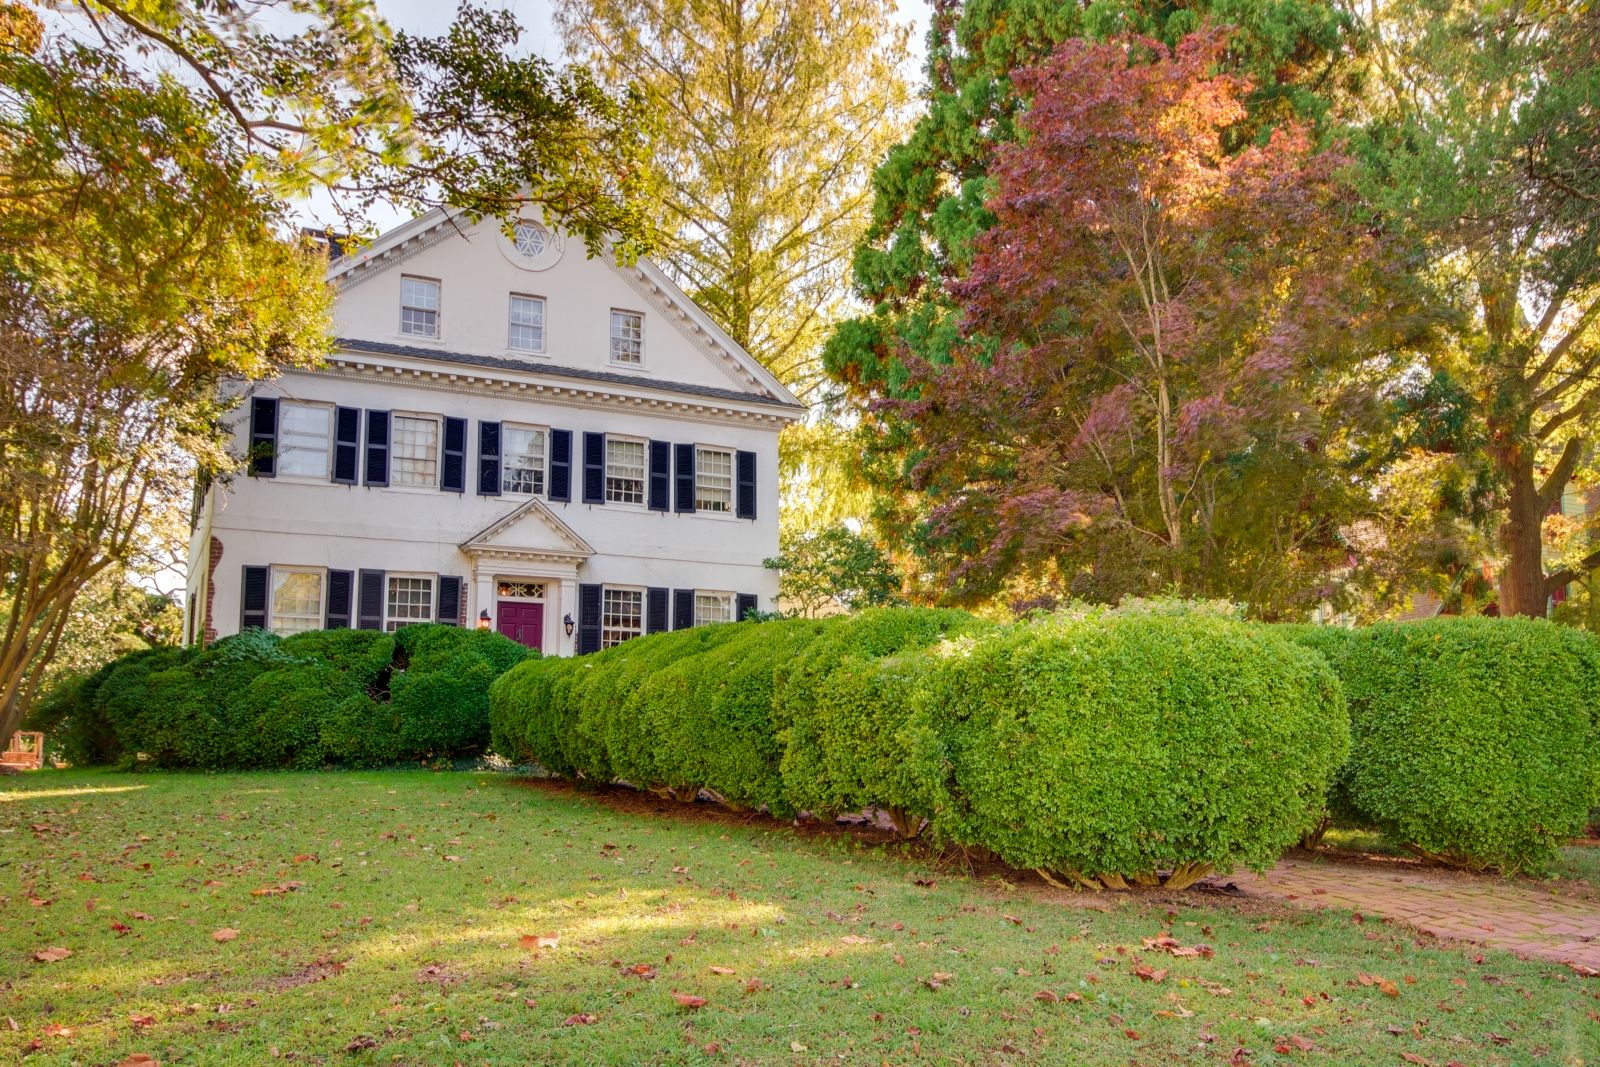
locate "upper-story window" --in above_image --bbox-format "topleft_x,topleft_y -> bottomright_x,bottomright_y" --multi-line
277,402 -> 332,479
610,309 -> 643,365
391,414 -> 440,488
400,276 -> 441,338
513,222 -> 550,258
695,447 -> 734,513
694,591 -> 735,626
503,424 -> 547,495
271,568 -> 323,635
508,294 -> 546,352
604,437 -> 646,504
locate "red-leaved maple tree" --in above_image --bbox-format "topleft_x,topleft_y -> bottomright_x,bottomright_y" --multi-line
886,30 -> 1395,611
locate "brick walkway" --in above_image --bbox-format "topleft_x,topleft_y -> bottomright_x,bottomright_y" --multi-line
1210,854 -> 1600,973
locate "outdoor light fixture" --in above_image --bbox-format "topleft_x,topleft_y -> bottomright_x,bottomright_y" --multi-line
476,610 -> 491,631
563,613 -> 575,637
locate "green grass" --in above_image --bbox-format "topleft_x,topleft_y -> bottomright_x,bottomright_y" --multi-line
3,770 -> 1597,1065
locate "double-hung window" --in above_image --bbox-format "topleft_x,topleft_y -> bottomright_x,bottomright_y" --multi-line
385,575 -> 434,631
502,424 -> 547,495
391,414 -> 440,488
270,568 -> 323,635
277,402 -> 332,479
605,437 -> 646,504
695,447 -> 734,513
508,294 -> 546,353
694,591 -> 736,626
601,587 -> 644,648
400,276 -> 441,338
609,309 -> 643,365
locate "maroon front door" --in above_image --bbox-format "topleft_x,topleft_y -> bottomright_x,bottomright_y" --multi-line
496,601 -> 544,650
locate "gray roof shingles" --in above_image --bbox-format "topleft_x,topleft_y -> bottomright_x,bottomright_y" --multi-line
333,337 -> 805,411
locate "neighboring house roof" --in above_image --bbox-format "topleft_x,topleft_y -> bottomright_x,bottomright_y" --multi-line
336,337 -> 806,411
324,207 -> 803,412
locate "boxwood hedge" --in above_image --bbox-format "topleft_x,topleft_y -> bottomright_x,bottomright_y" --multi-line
1287,617 -> 1600,872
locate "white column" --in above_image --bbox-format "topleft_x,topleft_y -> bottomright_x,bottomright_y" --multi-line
474,570 -> 495,631
558,576 -> 579,656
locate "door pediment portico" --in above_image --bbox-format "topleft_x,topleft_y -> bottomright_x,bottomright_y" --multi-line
459,498 -> 594,569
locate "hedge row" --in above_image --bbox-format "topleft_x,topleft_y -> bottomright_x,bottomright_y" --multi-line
35,625 -> 535,769
491,607 -> 1349,888
1284,617 -> 1600,873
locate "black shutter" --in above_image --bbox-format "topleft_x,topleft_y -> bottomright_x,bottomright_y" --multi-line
441,417 -> 467,493
648,441 -> 671,512
736,593 -> 758,621
548,429 -> 572,502
477,421 -> 502,496
357,569 -> 385,630
332,407 -> 361,484
736,450 -> 757,519
674,443 -> 696,513
582,432 -> 606,504
325,569 -> 354,629
436,575 -> 464,625
248,397 -> 278,477
577,583 -> 603,654
646,587 -> 670,634
364,410 -> 390,487
673,588 -> 694,631
240,565 -> 270,630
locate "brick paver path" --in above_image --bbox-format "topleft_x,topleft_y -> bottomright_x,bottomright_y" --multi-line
1211,854 -> 1600,972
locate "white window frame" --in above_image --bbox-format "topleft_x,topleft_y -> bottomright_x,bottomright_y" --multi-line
694,446 -> 734,514
609,308 -> 644,366
604,435 -> 647,505
693,590 -> 736,627
384,573 -> 435,632
508,293 -> 547,354
601,586 -> 644,648
400,275 -> 441,339
276,401 -> 334,480
501,423 -> 548,496
269,566 -> 325,635
389,412 -> 441,490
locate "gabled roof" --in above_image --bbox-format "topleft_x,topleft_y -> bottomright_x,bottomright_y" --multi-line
459,497 -> 595,564
325,208 -> 803,411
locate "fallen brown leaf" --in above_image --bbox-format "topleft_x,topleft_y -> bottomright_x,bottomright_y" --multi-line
560,1013 -> 597,1026
672,991 -> 708,1009
32,947 -> 72,963
708,966 -> 736,976
211,928 -> 239,943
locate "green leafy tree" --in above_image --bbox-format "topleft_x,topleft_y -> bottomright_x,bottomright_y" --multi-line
764,525 -> 904,617
1356,0 -> 1600,616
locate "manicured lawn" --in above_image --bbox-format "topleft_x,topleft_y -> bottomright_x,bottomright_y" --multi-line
3,771 -> 1597,1065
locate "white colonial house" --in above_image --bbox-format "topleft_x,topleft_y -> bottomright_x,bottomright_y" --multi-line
184,209 -> 803,656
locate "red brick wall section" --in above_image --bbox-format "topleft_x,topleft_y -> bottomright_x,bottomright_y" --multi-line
203,536 -> 223,645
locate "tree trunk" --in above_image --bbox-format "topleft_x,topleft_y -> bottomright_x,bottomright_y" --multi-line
1497,456 -> 1550,618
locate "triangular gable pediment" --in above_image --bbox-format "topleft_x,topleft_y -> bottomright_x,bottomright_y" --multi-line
326,209 -> 802,410
460,498 -> 595,563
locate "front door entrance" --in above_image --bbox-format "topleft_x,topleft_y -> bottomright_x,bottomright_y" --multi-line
497,601 -> 544,650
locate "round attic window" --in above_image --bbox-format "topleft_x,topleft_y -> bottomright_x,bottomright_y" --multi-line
513,222 -> 549,258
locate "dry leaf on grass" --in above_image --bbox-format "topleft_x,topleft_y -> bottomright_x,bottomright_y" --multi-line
708,966 -> 736,976
212,928 -> 239,943
32,947 -> 72,963
560,1013 -> 597,1026
672,992 -> 708,1009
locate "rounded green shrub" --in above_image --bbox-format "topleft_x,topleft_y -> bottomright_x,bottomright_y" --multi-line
388,625 -> 534,761
489,655 -> 584,773
773,608 -> 987,830
921,612 -> 1349,888
1290,617 -> 1600,872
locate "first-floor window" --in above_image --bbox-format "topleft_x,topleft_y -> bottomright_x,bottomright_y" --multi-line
271,568 -> 323,635
502,424 -> 546,495
605,437 -> 646,504
386,575 -> 434,631
694,591 -> 735,626
277,402 -> 332,478
601,587 -> 643,648
391,414 -> 440,488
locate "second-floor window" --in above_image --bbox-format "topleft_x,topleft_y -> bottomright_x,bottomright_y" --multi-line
604,437 -> 646,504
508,294 -> 545,352
610,309 -> 643,365
400,276 -> 440,338
695,447 -> 733,513
391,414 -> 440,488
503,424 -> 547,495
277,402 -> 331,479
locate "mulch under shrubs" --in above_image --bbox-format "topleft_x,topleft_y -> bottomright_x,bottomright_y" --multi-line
1286,617 -> 1600,873
490,606 -> 1351,887
31,625 -> 535,769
